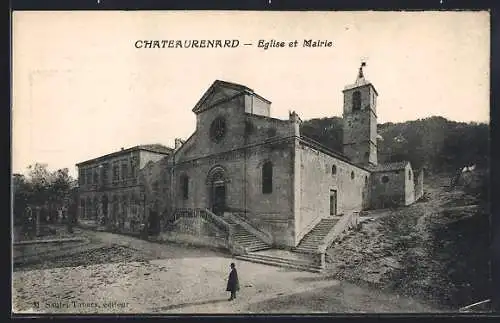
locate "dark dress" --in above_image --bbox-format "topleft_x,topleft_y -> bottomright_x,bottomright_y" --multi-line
226,268 -> 240,292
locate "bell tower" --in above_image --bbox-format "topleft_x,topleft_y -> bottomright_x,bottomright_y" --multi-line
342,62 -> 378,166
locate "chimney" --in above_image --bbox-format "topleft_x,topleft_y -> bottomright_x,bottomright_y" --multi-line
289,110 -> 302,136
120,147 -> 124,151
175,138 -> 185,150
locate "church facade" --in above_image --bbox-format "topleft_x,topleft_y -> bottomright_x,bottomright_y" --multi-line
76,65 -> 422,249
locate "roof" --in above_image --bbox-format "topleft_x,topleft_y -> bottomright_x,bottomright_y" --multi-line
76,144 -> 173,166
192,80 -> 271,114
299,136 -> 371,172
370,161 -> 409,172
137,144 -> 174,154
342,64 -> 379,95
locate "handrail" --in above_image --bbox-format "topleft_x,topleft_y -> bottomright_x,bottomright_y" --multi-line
459,299 -> 491,312
297,213 -> 325,242
199,208 -> 231,235
228,212 -> 273,244
318,211 -> 359,253
166,208 -> 231,237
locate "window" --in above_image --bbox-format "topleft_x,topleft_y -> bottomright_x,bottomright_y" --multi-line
86,169 -> 92,185
364,152 -> 369,159
102,164 -> 108,184
93,168 -> 98,184
210,117 -> 226,142
130,159 -> 137,180
332,165 -> 337,175
79,169 -> 84,185
113,164 -> 119,182
408,170 -> 412,180
365,176 -> 368,185
121,162 -> 128,180
181,175 -> 189,200
262,161 -> 273,194
351,171 -> 355,180
352,91 -> 361,111
382,176 -> 389,183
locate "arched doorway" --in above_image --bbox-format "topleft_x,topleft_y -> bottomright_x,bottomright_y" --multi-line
206,166 -> 228,216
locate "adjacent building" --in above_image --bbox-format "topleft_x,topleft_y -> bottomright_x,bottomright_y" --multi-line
76,144 -> 172,232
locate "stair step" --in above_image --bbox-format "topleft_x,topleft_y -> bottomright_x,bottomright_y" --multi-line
235,255 -> 322,273
233,238 -> 261,242
243,253 -> 317,267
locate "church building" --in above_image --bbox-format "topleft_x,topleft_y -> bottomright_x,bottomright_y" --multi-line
76,64 -> 423,253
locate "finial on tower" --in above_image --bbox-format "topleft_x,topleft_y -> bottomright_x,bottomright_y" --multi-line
358,61 -> 366,79
354,61 -> 367,86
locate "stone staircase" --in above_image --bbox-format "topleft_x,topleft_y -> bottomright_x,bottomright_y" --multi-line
224,216 -> 271,252
293,217 -> 339,254
235,249 -> 323,273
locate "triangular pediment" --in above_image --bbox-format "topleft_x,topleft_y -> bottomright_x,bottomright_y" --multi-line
192,80 -> 251,114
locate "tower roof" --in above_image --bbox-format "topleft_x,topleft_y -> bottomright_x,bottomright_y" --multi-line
342,62 -> 378,95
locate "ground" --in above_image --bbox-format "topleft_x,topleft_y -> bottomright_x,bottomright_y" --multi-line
12,174 -> 489,313
326,174 -> 491,311
13,229 -> 435,314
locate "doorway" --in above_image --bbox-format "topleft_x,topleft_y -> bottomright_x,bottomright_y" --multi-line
330,189 -> 337,216
148,207 -> 160,236
211,182 -> 226,216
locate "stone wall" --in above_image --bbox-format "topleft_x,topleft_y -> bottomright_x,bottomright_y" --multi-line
414,169 -> 424,201
370,170 -> 406,209
243,140 -> 295,247
172,138 -> 295,247
159,216 -> 229,250
342,84 -> 378,166
244,93 -> 270,117
296,141 -> 370,243
404,163 -> 416,206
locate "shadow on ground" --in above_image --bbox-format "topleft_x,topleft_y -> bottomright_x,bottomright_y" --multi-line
293,276 -> 338,283
246,282 -> 435,313
151,298 -> 229,312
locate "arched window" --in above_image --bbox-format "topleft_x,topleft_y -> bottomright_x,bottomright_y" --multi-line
352,91 -> 361,111
332,165 -> 337,175
408,170 -> 412,180
365,176 -> 368,185
262,161 -> 273,194
181,175 -> 189,200
351,171 -> 355,180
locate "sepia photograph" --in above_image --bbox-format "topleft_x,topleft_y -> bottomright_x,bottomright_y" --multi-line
11,10 -> 491,314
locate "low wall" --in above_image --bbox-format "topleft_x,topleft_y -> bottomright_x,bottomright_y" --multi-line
158,232 -> 229,251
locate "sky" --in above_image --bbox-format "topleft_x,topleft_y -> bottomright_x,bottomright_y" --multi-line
12,11 -> 490,178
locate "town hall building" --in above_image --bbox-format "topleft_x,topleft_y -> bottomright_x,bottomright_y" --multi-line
76,64 -> 424,260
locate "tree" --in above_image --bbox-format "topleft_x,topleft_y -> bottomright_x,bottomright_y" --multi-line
13,164 -> 76,226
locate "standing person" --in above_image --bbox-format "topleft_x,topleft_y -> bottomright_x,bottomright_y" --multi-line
226,262 -> 239,301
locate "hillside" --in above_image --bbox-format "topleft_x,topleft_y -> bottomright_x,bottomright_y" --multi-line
300,116 -> 489,174
325,174 -> 491,311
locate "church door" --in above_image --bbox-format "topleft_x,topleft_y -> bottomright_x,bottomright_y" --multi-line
212,182 -> 226,216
